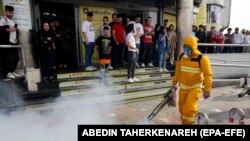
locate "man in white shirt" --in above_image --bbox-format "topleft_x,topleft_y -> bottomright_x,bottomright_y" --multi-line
0,5 -> 21,80
232,27 -> 244,53
98,16 -> 111,37
243,30 -> 250,52
82,12 -> 97,71
133,15 -> 144,67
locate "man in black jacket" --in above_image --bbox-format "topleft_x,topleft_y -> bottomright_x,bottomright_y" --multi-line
196,25 -> 207,53
0,5 -> 21,80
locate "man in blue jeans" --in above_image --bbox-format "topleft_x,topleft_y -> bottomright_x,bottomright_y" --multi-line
82,12 -> 97,71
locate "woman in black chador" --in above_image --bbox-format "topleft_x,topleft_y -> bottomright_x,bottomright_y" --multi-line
37,22 -> 56,83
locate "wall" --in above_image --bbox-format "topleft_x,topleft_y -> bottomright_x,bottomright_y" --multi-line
220,0 -> 232,30
206,0 -> 224,6
0,0 -> 3,15
195,0 -> 207,26
3,0 -> 32,31
148,11 -> 157,27
163,13 -> 176,28
208,53 -> 250,78
206,0 -> 232,31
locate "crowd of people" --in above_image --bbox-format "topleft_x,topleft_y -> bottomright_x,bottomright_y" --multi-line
1,6 -> 248,83
82,12 -> 178,82
193,25 -> 250,53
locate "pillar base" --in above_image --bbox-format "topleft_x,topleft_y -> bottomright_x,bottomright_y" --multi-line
26,68 -> 41,91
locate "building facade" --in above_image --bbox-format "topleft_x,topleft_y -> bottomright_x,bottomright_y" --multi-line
0,0 -> 231,91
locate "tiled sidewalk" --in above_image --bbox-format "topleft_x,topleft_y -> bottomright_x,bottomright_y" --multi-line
110,86 -> 250,125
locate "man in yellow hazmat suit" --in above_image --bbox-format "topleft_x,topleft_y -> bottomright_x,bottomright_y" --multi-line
172,35 -> 213,125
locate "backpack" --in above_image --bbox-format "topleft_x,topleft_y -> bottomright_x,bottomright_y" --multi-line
179,53 -> 203,68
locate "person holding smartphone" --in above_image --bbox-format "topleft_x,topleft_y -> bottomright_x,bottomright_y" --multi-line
0,5 -> 21,80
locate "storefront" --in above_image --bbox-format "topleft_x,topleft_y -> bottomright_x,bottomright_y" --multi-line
22,0 -> 158,68
1,0 -> 231,69
0,0 -> 176,91
1,0 -> 184,70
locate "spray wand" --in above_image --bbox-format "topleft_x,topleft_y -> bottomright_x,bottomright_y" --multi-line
147,87 -> 177,121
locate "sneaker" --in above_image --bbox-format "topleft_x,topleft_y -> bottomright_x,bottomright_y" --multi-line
85,66 -> 92,71
163,69 -> 168,72
90,66 -> 97,71
107,65 -> 113,70
133,77 -> 140,82
42,77 -> 49,83
159,68 -> 163,72
170,60 -> 174,65
135,63 -> 140,67
3,78 -> 11,81
128,78 -> 134,83
12,72 -> 22,78
7,73 -> 16,79
100,68 -> 105,72
59,64 -> 63,68
86,66 -> 95,71
63,64 -> 68,69
49,76 -> 56,82
89,67 -> 95,71
148,63 -> 154,67
141,63 -> 145,67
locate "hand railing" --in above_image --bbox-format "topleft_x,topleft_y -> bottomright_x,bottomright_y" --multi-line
0,44 -> 25,67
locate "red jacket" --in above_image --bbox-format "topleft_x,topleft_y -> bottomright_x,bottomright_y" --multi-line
208,31 -> 217,43
216,32 -> 225,44
113,23 -> 125,44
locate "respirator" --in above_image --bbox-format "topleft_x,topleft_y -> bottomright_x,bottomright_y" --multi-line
183,46 -> 192,58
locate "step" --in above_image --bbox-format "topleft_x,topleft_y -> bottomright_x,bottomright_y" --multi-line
105,67 -> 168,76
37,81 -> 59,90
57,71 -> 99,80
59,73 -> 172,88
59,78 -> 100,88
57,67 -> 174,80
108,73 -> 171,83
60,79 -> 172,96
19,87 -> 170,111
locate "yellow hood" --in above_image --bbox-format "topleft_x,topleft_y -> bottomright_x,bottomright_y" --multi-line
183,36 -> 201,55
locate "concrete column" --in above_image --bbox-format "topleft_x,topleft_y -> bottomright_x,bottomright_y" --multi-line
156,0 -> 164,24
19,31 -> 41,91
176,0 -> 193,59
19,31 -> 35,68
159,0 -> 164,24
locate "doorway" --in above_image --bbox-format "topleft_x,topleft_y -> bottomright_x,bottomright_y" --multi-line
38,2 -> 78,70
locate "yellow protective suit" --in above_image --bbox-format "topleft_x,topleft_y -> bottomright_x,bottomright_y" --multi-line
173,36 -> 213,125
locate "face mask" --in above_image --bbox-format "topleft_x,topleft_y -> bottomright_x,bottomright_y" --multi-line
183,46 -> 192,58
